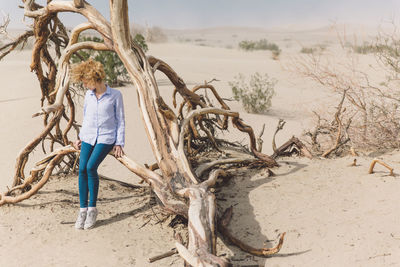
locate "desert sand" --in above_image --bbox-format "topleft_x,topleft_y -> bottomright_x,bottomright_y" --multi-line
1,26 -> 399,266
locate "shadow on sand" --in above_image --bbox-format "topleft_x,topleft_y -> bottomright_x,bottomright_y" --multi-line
216,159 -> 310,266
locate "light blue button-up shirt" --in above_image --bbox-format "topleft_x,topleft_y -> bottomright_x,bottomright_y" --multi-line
79,85 -> 125,147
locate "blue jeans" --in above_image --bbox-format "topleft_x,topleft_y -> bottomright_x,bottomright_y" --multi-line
78,141 -> 114,208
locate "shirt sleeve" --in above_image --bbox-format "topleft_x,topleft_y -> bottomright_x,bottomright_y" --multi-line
115,91 -> 125,147
78,92 -> 88,141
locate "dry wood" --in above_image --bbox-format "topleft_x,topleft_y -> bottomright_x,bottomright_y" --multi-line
257,123 -> 266,152
218,207 -> 285,257
272,136 -> 313,159
73,0 -> 84,8
0,145 -> 75,205
173,170 -> 229,266
368,159 -> 394,176
322,90 -> 349,158
12,108 -> 64,187
350,147 -> 358,157
195,157 -> 254,178
0,30 -> 34,60
148,248 -> 177,263
0,1 -> 296,265
272,119 -> 286,153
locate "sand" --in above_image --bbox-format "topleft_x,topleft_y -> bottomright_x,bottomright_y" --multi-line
1,26 -> 399,266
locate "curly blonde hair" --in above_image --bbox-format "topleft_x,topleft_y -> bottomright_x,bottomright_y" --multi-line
70,59 -> 106,84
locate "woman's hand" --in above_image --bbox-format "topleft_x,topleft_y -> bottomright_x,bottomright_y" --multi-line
73,140 -> 81,150
113,145 -> 124,158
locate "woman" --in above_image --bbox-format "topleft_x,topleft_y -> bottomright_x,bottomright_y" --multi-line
71,59 -> 125,230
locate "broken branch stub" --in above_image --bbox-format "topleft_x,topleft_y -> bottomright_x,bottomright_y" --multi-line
368,159 -> 394,176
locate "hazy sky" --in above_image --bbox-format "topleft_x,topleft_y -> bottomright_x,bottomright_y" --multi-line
1,0 -> 400,30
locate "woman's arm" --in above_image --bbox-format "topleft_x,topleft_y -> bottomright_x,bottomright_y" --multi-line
113,91 -> 125,158
115,91 -> 125,147
78,91 -> 88,141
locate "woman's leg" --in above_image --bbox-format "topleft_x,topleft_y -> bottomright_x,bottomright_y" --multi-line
86,143 -> 114,207
78,141 -> 94,208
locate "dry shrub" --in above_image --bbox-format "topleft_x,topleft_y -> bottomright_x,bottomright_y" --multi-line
290,23 -> 400,156
229,73 -> 276,114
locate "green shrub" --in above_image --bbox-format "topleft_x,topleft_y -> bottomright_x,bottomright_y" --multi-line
71,34 -> 148,86
271,49 -> 281,60
300,47 -> 317,54
352,42 -> 376,54
239,40 -> 256,50
351,42 -> 395,55
229,73 -> 277,114
300,45 -> 328,54
238,39 -> 280,52
133,33 -> 148,52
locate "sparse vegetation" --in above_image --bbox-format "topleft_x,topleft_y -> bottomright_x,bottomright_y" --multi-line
229,72 -> 276,114
352,41 -> 396,55
239,39 -> 282,59
352,42 -> 377,54
292,24 -> 400,156
300,44 -> 327,54
176,37 -> 192,43
300,47 -> 317,54
133,33 -> 148,52
238,39 -> 280,52
271,49 -> 281,60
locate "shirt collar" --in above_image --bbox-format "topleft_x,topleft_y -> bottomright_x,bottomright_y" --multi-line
89,84 -> 111,96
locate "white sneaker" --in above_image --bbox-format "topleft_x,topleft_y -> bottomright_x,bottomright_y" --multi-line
75,211 -> 87,229
84,209 -> 98,229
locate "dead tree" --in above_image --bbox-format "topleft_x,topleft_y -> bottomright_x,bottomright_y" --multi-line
0,1 -> 307,265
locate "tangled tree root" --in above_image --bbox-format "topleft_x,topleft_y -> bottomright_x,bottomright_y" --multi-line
218,207 -> 286,257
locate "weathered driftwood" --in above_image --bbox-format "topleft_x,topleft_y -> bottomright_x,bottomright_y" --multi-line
0,1 -> 301,265
272,119 -> 286,153
271,119 -> 312,159
321,90 -> 349,158
218,207 -> 286,257
272,136 -> 313,159
148,248 -> 178,263
368,159 -> 394,176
